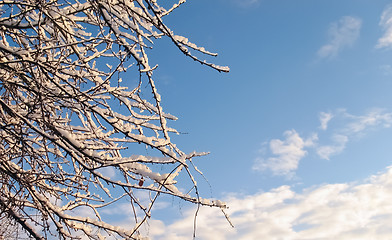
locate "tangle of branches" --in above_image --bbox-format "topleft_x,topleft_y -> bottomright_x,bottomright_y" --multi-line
0,0 -> 229,239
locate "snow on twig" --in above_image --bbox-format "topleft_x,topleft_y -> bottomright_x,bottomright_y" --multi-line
0,0 -> 229,239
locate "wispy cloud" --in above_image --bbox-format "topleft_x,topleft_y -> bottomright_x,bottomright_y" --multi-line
317,16 -> 362,58
316,134 -> 348,160
253,130 -> 317,176
376,5 -> 392,49
254,109 -> 392,177
319,112 -> 333,130
344,109 -> 392,134
380,64 -> 392,75
151,166 -> 392,239
316,109 -> 392,160
231,0 -> 262,8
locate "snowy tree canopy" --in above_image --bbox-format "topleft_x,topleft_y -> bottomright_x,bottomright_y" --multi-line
0,0 -> 229,239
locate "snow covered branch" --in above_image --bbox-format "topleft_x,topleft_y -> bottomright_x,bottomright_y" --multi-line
0,0 -> 229,239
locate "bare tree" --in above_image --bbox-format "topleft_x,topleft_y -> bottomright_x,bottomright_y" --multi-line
0,0 -> 229,239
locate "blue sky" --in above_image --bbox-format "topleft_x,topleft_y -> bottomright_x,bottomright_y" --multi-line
109,1 -> 392,239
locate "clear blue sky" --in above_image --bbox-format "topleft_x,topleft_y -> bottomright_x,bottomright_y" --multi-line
113,1 -> 392,239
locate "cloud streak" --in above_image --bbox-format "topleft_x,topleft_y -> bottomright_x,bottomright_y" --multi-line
317,109 -> 392,161
231,0 -> 261,8
254,109 -> 392,177
344,109 -> 392,134
316,134 -> 348,160
319,112 -> 333,130
377,4 -> 392,49
318,16 -> 362,58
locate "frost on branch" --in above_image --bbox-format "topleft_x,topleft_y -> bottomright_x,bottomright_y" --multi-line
0,0 -> 229,239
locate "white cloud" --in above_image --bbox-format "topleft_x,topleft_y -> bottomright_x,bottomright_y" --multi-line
319,112 -> 333,130
376,5 -> 392,49
253,130 -> 317,176
344,109 -> 392,135
317,16 -> 362,58
317,109 -> 392,160
316,134 -> 348,160
255,109 -> 392,177
152,166 -> 392,240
